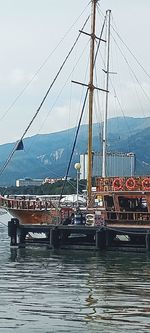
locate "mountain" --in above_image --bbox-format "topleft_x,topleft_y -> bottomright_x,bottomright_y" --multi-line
0,116 -> 150,186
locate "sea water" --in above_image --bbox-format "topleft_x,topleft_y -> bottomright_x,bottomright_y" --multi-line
0,213 -> 150,333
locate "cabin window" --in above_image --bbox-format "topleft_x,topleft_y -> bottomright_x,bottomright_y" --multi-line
118,197 -> 148,212
104,196 -> 114,210
104,196 -> 116,220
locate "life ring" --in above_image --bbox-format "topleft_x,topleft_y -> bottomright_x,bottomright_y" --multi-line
142,178 -> 150,191
113,177 -> 123,191
126,177 -> 136,190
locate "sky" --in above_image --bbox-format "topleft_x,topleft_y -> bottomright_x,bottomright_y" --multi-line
0,0 -> 150,144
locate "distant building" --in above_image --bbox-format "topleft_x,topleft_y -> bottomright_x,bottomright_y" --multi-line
80,152 -> 135,179
16,178 -> 43,187
80,154 -> 88,180
16,177 -> 64,187
43,177 -> 62,184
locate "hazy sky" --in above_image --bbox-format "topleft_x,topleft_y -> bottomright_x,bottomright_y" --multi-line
0,0 -> 150,144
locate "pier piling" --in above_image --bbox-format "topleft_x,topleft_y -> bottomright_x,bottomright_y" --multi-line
146,232 -> 150,251
8,218 -> 19,246
95,228 -> 106,250
6,218 -> 150,252
49,227 -> 60,249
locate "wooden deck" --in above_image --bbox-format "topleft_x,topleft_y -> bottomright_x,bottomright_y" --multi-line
7,217 -> 150,252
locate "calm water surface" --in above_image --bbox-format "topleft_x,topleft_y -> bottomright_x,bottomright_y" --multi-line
0,214 -> 150,332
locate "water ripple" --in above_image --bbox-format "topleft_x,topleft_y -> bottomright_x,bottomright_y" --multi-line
0,220 -> 150,332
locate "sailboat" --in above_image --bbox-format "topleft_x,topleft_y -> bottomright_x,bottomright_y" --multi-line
0,0 -> 101,225
1,0 -> 150,237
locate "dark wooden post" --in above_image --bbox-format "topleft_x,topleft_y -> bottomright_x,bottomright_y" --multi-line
18,229 -> 27,247
146,232 -> 150,251
106,229 -> 113,248
95,228 -> 106,250
49,227 -> 60,249
8,218 -> 19,246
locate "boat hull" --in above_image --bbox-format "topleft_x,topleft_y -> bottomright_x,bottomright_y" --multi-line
7,208 -> 60,225
0,195 -> 62,225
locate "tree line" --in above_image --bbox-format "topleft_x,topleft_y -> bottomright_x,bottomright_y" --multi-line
0,179 -> 87,196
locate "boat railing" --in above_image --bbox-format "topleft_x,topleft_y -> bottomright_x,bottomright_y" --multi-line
2,197 -> 58,211
106,210 -> 150,222
96,176 -> 150,192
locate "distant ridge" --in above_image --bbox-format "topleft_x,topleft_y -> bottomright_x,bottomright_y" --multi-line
0,116 -> 150,186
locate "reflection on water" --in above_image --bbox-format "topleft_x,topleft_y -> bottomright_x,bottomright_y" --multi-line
0,218 -> 150,332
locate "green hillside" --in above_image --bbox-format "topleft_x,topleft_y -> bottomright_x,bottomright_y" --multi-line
0,116 -> 150,186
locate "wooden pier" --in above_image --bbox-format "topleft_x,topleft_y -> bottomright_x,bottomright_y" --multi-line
8,218 -> 150,252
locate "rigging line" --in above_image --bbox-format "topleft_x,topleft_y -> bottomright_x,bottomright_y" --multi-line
26,13 -> 105,155
20,17 -> 90,139
66,55 -> 90,167
59,14 -> 107,199
0,17 -> 90,178
0,5 -> 90,123
110,16 -> 148,113
104,42 -> 135,149
110,84 -> 133,142
112,34 -> 150,105
75,48 -> 90,125
19,149 -> 84,193
92,16 -> 106,132
59,88 -> 89,201
94,68 -> 103,137
97,6 -> 150,81
94,14 -> 106,67
94,28 -> 131,148
111,25 -> 150,81
63,179 -> 85,195
95,37 -> 132,145
27,39 -> 90,153
20,148 -> 62,180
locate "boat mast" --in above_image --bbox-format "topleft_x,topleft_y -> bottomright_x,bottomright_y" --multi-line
102,9 -> 111,178
87,0 -> 97,206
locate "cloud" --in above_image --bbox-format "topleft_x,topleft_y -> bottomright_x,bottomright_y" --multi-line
107,80 -> 150,118
0,0 -> 150,144
8,68 -> 32,85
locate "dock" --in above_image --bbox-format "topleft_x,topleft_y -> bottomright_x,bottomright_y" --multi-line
8,218 -> 150,252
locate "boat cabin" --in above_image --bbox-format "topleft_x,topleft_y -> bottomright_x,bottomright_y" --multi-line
94,176 -> 150,225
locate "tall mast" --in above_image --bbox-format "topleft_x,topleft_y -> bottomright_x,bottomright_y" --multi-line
102,9 -> 111,178
87,0 -> 97,206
